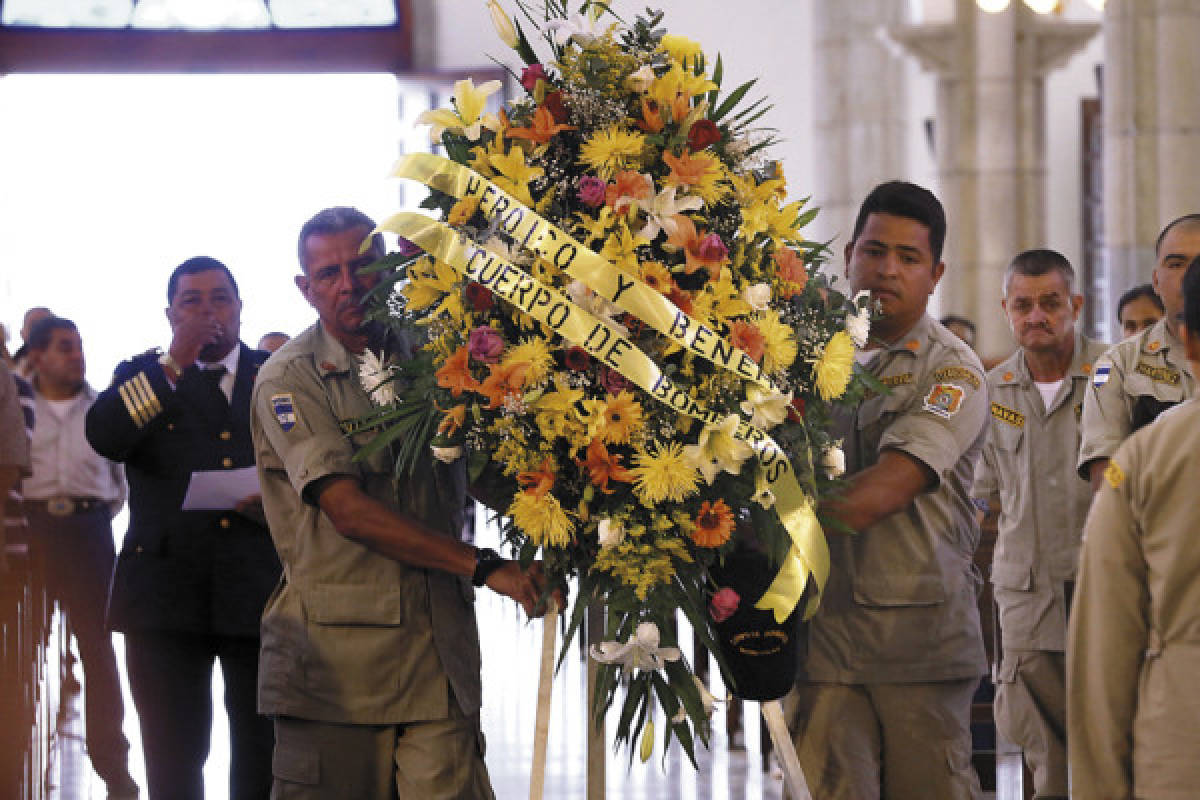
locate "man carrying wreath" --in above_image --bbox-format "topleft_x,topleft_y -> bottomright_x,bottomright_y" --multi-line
784,182 -> 989,799
250,206 -> 555,799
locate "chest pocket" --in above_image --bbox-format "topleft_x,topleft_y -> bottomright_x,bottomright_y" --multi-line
1126,364 -> 1185,405
855,385 -> 915,463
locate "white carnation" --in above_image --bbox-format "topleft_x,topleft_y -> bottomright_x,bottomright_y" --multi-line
820,444 -> 846,478
358,350 -> 397,407
597,518 -> 625,549
742,282 -> 772,311
845,293 -> 872,349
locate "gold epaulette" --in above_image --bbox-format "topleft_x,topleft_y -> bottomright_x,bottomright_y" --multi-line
117,370 -> 164,429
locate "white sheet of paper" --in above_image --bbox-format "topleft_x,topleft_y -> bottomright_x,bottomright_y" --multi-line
182,467 -> 260,511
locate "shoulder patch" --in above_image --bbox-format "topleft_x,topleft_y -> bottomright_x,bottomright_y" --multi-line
924,383 -> 965,419
1134,362 -> 1181,386
1104,459 -> 1125,489
271,393 -> 298,432
932,366 -> 981,390
1092,362 -> 1111,388
990,402 -> 1025,428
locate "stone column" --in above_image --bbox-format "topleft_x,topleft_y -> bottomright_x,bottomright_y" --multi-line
1103,0 -> 1200,340
809,0 -> 910,250
890,0 -> 1097,359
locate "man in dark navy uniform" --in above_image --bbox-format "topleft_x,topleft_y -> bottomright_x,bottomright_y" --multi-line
87,256 -> 280,800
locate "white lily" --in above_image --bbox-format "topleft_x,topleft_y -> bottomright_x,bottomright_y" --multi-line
637,185 -> 704,241
845,289 -> 872,348
672,675 -> 718,723
597,518 -> 625,549
590,621 -> 682,670
546,8 -> 604,47
684,414 -> 754,485
626,64 -> 657,93
739,384 -> 792,430
486,0 -> 518,48
751,467 -> 776,509
415,78 -> 503,142
357,350 -> 397,407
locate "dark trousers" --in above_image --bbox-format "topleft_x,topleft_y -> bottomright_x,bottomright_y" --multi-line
124,630 -> 273,800
28,506 -> 131,784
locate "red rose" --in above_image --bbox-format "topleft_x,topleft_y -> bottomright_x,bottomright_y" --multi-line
787,394 -> 807,423
687,119 -> 722,151
465,282 -> 494,311
564,346 -> 591,371
709,587 -> 740,623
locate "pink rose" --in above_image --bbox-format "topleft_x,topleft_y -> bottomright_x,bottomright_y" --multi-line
521,64 -> 547,93
577,176 -> 607,208
709,588 -> 740,623
697,233 -> 728,262
468,326 -> 504,364
599,366 -> 632,395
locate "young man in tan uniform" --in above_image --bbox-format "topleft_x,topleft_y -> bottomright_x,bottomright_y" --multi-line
1068,256 -> 1200,798
785,181 -> 988,799
1077,214 -> 1200,490
972,250 -> 1107,799
251,207 -> 553,799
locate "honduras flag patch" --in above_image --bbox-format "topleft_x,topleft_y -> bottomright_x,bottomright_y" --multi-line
271,393 -> 298,432
1092,363 -> 1111,388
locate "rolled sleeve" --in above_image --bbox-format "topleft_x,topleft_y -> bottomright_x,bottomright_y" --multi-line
253,363 -> 359,503
880,368 -> 987,488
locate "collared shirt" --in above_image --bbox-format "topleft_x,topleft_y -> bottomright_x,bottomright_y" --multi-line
974,334 -> 1108,651
196,345 -> 240,403
1077,316 -> 1195,477
251,321 -> 480,725
801,314 -> 989,684
26,381 -> 126,510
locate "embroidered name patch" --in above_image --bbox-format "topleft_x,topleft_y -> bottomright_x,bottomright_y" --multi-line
271,393 -> 298,432
924,383 -> 965,418
881,373 -> 914,387
1134,362 -> 1180,386
1092,363 -> 1111,388
933,366 -> 981,390
990,402 -> 1025,428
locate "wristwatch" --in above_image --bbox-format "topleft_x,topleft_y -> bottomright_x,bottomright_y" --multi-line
471,547 -> 506,587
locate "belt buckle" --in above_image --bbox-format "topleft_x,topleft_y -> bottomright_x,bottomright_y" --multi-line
47,497 -> 76,516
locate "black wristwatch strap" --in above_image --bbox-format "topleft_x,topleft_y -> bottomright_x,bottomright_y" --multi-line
472,547 -> 506,587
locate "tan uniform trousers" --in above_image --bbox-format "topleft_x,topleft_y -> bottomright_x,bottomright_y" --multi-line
784,679 -> 982,800
994,650 -> 1066,799
270,706 -> 495,800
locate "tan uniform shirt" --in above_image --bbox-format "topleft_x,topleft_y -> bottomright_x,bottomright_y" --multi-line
801,315 -> 989,684
1077,317 -> 1195,478
973,335 -> 1108,652
251,322 -> 481,725
1068,398 -> 1200,800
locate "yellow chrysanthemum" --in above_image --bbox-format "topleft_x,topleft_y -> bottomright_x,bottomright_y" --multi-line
757,310 -> 799,372
579,125 -> 647,179
631,441 -> 701,505
814,330 -> 855,401
502,338 -> 554,386
508,491 -> 573,547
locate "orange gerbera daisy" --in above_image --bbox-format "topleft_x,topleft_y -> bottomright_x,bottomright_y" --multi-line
477,360 -> 530,409
729,320 -> 765,362
639,261 -> 674,294
517,456 -> 557,498
435,346 -> 480,397
437,404 -> 467,436
600,391 -> 643,445
576,438 -> 636,494
506,106 -> 576,145
692,499 -> 735,547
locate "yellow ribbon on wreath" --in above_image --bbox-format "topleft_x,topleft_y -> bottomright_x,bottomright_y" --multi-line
380,174 -> 827,622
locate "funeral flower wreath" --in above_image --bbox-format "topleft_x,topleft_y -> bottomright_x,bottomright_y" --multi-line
355,0 -> 875,763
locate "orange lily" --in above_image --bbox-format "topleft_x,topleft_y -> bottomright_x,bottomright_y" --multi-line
477,360 -> 530,409
576,438 -> 635,494
437,404 -> 467,436
663,148 -> 715,189
729,320 -> 766,362
666,214 -> 726,281
506,106 -> 576,145
605,170 -> 653,214
435,346 -> 480,397
637,97 -> 665,133
517,456 -> 557,498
